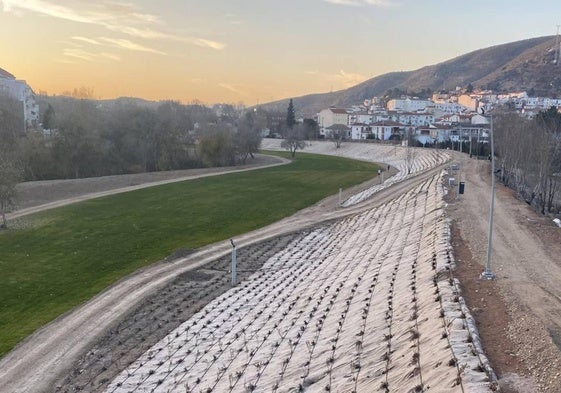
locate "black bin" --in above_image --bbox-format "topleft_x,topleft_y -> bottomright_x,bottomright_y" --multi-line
459,181 -> 465,194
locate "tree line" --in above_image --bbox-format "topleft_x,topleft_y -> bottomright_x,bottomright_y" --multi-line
494,106 -> 561,215
0,96 -> 269,181
0,94 -> 319,226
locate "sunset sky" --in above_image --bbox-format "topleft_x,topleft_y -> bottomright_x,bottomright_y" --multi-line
1,0 -> 561,105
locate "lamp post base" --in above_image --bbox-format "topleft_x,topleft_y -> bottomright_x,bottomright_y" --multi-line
480,270 -> 496,280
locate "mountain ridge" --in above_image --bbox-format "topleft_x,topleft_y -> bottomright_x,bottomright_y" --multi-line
260,36 -> 561,115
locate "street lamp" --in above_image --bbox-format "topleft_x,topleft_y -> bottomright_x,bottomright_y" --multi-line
230,239 -> 237,286
480,110 -> 496,280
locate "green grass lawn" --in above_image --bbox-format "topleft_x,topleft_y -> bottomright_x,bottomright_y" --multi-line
0,151 -> 379,357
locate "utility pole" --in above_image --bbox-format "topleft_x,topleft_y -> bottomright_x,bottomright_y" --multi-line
481,114 -> 496,280
459,123 -> 463,153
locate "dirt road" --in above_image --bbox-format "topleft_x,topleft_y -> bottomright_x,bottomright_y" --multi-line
447,154 -> 561,392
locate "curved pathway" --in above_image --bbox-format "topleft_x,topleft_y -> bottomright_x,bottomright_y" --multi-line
9,155 -> 290,220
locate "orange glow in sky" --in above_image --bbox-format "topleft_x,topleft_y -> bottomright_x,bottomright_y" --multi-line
1,0 -> 560,105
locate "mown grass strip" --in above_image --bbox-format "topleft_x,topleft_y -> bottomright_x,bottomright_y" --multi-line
0,151 -> 379,357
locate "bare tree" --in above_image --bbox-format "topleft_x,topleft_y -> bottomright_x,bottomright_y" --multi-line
495,108 -> 561,213
281,124 -> 306,157
328,125 -> 349,148
235,110 -> 264,164
404,145 -> 416,175
0,156 -> 21,228
494,113 -> 532,194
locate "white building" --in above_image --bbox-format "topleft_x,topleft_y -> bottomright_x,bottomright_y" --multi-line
427,102 -> 466,116
349,111 -> 373,125
387,98 -> 432,112
317,107 -> 349,127
350,124 -> 372,140
324,124 -> 351,139
0,67 -> 39,128
371,120 -> 405,140
396,112 -> 435,127
373,111 -> 399,123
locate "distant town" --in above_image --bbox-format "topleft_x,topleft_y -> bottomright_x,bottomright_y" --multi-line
313,88 -> 561,146
2,65 -> 560,151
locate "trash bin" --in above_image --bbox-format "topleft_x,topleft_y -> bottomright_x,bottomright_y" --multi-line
459,181 -> 465,194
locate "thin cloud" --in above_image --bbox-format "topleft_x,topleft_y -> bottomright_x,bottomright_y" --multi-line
72,36 -> 101,45
2,0 -> 226,50
73,34 -> 222,55
2,0 -> 97,24
100,37 -> 166,55
63,48 -> 97,61
190,38 -> 225,50
62,47 -> 120,62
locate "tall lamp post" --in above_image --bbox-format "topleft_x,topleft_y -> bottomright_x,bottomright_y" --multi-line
481,111 -> 496,280
230,239 -> 237,286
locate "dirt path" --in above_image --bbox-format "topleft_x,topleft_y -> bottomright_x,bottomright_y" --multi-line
9,154 -> 288,220
447,153 -> 561,392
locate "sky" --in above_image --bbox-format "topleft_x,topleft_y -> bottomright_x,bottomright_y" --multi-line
1,0 -> 561,105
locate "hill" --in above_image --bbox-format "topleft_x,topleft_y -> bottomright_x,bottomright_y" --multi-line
260,36 -> 561,116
